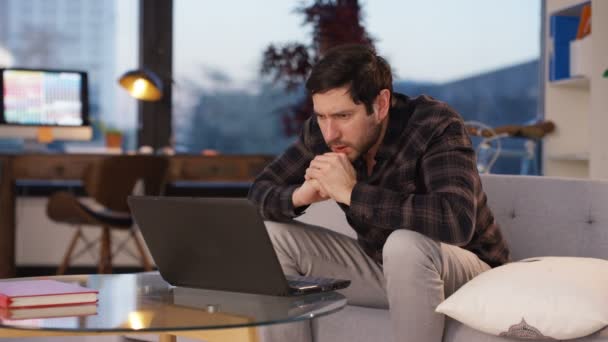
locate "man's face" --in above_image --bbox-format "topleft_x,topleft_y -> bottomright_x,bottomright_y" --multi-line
312,86 -> 384,162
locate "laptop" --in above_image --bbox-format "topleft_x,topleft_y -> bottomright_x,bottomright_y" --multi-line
127,196 -> 351,296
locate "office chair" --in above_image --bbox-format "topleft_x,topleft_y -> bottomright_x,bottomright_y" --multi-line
46,155 -> 169,274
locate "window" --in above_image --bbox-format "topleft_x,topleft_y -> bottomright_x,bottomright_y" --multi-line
172,0 -> 307,155
172,1 -> 541,174
0,0 -> 139,152
367,0 -> 543,175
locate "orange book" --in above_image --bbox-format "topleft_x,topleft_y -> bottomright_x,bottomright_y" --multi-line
576,4 -> 591,39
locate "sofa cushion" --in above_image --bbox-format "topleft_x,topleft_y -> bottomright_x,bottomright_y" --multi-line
480,175 -> 608,261
436,257 -> 608,340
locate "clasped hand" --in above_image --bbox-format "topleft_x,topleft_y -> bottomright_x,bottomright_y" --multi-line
293,153 -> 356,207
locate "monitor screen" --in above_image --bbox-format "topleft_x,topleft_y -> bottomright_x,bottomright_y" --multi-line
0,68 -> 92,141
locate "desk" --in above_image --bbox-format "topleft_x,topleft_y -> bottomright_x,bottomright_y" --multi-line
0,154 -> 274,278
0,273 -> 346,342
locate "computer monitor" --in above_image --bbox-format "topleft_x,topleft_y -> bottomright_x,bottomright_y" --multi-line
0,68 -> 92,141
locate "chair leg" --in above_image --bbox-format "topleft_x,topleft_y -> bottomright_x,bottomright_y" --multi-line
57,228 -> 82,275
99,226 -> 113,274
131,229 -> 153,271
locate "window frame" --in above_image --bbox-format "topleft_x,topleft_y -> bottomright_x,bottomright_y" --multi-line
138,0 -> 173,151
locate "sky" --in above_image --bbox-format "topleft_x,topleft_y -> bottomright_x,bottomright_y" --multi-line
169,0 -> 541,86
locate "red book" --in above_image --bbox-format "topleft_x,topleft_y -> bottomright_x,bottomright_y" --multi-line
0,280 -> 98,308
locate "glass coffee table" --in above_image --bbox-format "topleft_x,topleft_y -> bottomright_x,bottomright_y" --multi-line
0,272 -> 347,342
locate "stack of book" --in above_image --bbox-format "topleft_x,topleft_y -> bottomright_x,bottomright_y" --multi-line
0,279 -> 98,320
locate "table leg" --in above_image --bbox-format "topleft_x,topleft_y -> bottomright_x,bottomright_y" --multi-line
159,333 -> 177,342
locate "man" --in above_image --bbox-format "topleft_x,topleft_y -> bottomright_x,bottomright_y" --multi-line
248,44 -> 510,342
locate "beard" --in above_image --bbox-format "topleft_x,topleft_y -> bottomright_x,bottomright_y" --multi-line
327,121 -> 383,162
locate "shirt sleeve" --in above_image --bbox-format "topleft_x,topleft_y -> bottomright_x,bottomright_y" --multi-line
247,127 -> 316,221
347,119 -> 478,246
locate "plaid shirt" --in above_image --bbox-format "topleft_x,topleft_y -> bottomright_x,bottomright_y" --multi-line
248,93 -> 510,268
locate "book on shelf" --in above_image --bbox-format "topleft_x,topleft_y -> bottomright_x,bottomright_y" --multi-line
576,3 -> 591,39
0,303 -> 98,320
0,280 -> 98,309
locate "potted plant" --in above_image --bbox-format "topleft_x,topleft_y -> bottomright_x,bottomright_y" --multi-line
97,121 -> 123,149
104,128 -> 123,149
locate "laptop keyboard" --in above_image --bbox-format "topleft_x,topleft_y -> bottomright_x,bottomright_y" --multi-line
286,275 -> 329,289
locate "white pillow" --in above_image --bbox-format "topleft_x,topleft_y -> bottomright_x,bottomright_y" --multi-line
436,257 -> 608,340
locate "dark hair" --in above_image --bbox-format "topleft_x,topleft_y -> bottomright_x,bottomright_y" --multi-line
305,44 -> 392,114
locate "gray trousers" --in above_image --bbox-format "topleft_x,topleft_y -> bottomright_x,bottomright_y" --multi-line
259,220 -> 490,342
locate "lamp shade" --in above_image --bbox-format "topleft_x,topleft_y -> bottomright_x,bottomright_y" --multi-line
118,69 -> 163,101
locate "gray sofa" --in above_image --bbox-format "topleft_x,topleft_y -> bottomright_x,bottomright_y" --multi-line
295,174 -> 608,342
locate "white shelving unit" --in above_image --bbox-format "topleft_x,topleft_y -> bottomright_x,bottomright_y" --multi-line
543,0 -> 608,179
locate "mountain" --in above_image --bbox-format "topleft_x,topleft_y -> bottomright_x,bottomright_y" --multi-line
394,60 -> 540,125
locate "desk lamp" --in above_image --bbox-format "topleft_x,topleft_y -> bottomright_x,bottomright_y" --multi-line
118,69 -> 163,101
118,69 -> 173,154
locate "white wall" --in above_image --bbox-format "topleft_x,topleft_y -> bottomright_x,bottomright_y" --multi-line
16,197 -> 152,268
589,0 -> 608,179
